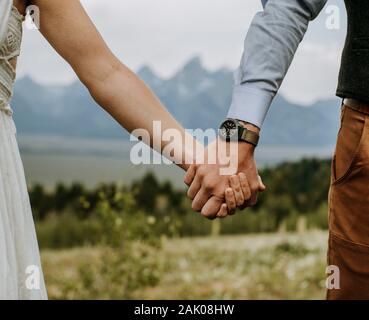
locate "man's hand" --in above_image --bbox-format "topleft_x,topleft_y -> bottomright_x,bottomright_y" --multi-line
184,133 -> 265,219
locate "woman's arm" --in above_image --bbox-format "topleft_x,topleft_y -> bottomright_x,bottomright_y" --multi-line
29,0 -> 242,218
30,0 -> 202,170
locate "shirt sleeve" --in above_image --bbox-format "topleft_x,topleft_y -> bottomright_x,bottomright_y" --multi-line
227,0 -> 328,128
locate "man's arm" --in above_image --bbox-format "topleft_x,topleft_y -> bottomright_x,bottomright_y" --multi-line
228,0 -> 328,127
185,0 -> 328,219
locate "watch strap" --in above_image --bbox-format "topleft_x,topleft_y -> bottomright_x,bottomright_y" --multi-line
239,127 -> 259,146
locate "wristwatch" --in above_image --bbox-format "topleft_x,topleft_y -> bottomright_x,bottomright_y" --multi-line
219,119 -> 260,146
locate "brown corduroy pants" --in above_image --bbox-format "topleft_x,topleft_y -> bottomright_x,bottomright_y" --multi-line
327,103 -> 369,299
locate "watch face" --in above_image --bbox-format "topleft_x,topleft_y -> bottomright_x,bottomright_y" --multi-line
219,119 -> 238,140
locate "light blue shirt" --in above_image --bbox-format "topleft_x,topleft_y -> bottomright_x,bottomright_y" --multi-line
227,0 -> 328,128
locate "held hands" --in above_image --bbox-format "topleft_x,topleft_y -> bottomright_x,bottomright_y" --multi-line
184,137 -> 265,219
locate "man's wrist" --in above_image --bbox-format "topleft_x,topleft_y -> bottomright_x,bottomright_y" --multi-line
238,138 -> 255,154
218,118 -> 260,147
237,120 -> 260,148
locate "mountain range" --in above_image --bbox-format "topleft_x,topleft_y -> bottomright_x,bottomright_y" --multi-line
12,56 -> 341,146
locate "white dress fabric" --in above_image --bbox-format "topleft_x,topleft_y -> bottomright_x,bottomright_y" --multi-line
0,6 -> 47,300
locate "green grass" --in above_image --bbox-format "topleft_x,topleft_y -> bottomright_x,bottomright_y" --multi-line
42,230 -> 328,300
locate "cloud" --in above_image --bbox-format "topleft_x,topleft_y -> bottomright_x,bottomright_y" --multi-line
17,0 -> 346,104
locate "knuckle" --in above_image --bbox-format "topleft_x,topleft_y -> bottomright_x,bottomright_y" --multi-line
196,166 -> 206,179
184,165 -> 195,183
234,189 -> 241,197
201,211 -> 216,220
225,187 -> 233,196
230,175 -> 238,185
187,189 -> 194,200
241,181 -> 248,189
228,201 -> 236,209
243,189 -> 251,200
203,184 -> 212,193
203,180 -> 216,193
191,201 -> 201,212
238,172 -> 246,179
184,174 -> 192,185
235,190 -> 243,199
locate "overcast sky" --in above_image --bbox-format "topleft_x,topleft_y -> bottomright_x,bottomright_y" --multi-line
17,0 -> 346,105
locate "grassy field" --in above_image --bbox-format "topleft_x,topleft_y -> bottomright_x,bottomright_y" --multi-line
42,230 -> 328,300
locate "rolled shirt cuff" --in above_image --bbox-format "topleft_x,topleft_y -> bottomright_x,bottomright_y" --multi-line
227,85 -> 274,128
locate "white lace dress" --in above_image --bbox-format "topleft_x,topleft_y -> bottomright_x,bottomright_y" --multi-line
0,6 -> 47,300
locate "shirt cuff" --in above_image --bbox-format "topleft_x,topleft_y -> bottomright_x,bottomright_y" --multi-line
227,85 -> 274,128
